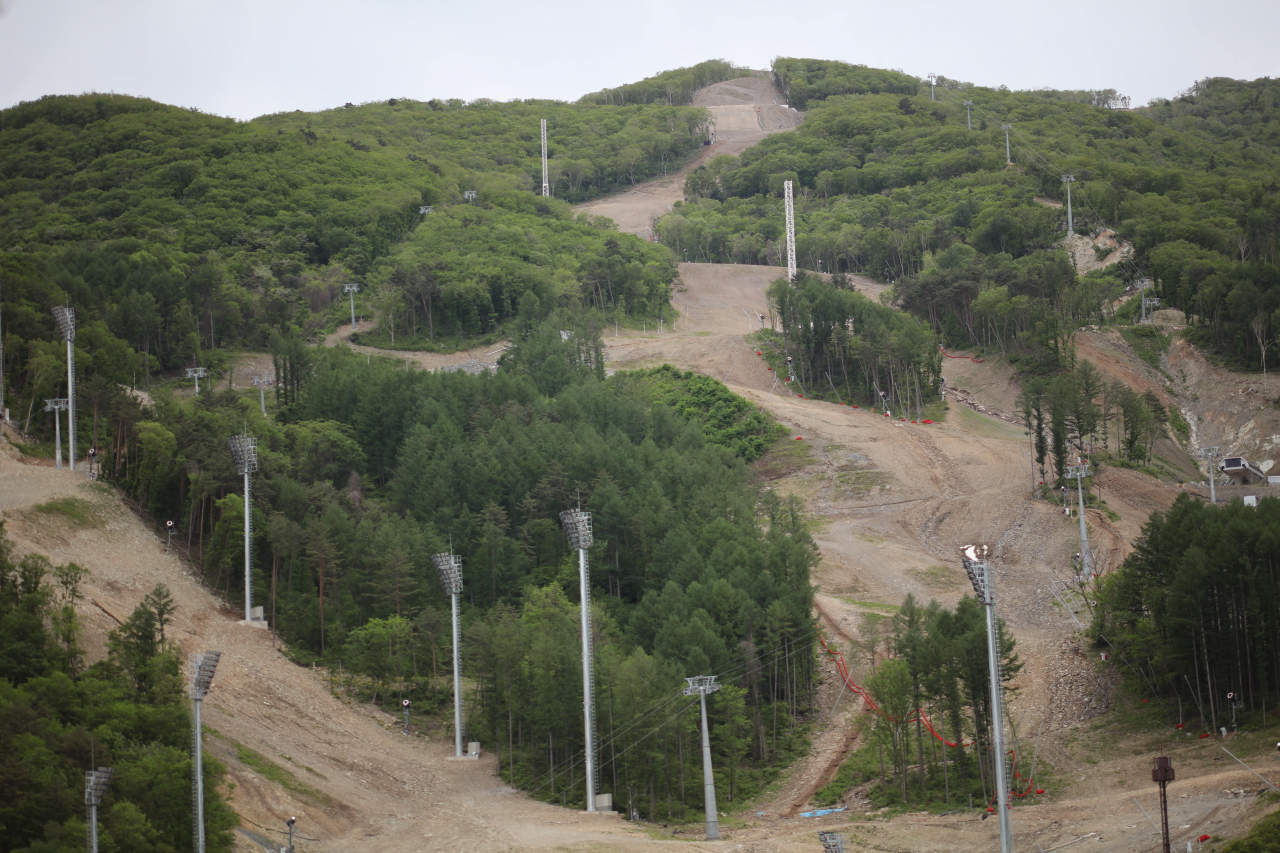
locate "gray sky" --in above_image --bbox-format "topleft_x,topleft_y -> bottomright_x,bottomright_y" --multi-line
2,0 -> 1277,121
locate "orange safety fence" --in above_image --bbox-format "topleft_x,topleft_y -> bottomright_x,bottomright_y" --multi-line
938,345 -> 984,363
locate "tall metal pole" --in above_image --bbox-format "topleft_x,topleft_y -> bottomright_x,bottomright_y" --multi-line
560,510 -> 597,812
541,118 -> 550,197
1063,174 -> 1076,234
964,100 -> 974,130
343,283 -> 360,331
1201,447 -> 1219,504
228,436 -> 258,622
685,676 -> 721,839
191,651 -> 220,853
1002,123 -> 1012,163
1068,464 -> 1092,577
46,400 -> 65,468
452,589 -> 462,756
53,307 -> 76,472
928,73 -> 936,100
784,180 -> 797,281
432,553 -> 465,757
962,546 -> 1012,853
85,768 -> 114,853
1152,757 -> 1174,853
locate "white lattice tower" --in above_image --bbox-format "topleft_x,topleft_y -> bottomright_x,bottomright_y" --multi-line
541,119 -> 550,197
784,180 -> 797,281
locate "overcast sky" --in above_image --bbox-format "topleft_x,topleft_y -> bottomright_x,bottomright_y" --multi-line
2,0 -> 1277,121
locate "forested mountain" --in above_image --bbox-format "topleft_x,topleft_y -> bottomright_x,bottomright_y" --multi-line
663,59 -> 1280,371
577,59 -> 745,106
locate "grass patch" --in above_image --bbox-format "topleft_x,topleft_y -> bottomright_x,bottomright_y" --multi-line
921,400 -> 948,423
31,496 -> 104,528
834,470 -> 892,498
752,435 -> 818,481
231,740 -> 334,807
843,599 -> 900,614
1119,325 -> 1171,372
953,404 -> 1026,441
910,564 -> 962,592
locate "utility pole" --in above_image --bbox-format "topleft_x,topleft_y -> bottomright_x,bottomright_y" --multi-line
190,651 -> 221,853
927,73 -> 936,100
1152,757 -> 1174,853
684,676 -> 721,840
343,282 -> 360,332
1067,464 -> 1093,578
227,435 -> 258,622
560,509 -> 597,812
1001,123 -> 1012,163
1201,446 -> 1220,504
44,398 -> 68,468
1062,174 -> 1076,233
784,179 -> 797,281
1143,294 -> 1162,323
540,118 -> 550,197
286,817 -> 296,853
85,767 -> 114,853
961,545 -> 1013,853
52,307 -> 76,472
251,375 -> 272,415
431,552 -> 464,757
963,100 -> 974,129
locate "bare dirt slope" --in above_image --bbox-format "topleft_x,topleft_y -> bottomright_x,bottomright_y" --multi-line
575,77 -> 799,238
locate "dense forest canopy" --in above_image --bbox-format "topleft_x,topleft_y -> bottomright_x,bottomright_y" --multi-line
662,58 -> 1280,369
577,60 -> 746,107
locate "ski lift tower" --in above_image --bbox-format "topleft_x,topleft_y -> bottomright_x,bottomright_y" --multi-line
560,508 -> 598,812
44,398 -> 68,468
961,545 -> 1013,853
190,651 -> 221,853
1062,174 -> 1076,233
343,282 -> 360,332
1001,124 -> 1013,163
1201,446 -> 1220,504
541,119 -> 550,197
1066,463 -> 1093,578
85,767 -> 114,853
431,552 -> 464,757
52,306 -> 76,472
684,675 -> 722,840
251,375 -> 272,415
784,179 -> 797,281
227,434 -> 258,623
186,367 -> 208,394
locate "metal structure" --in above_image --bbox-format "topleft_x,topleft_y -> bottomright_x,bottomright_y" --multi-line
419,205 -> 433,215
251,375 -> 272,415
286,816 -> 296,853
960,545 -> 1013,853
1001,123 -> 1012,163
1066,463 -> 1093,577
784,180 -> 797,281
85,767 -> 114,853
52,306 -> 76,472
227,435 -> 258,622
166,520 -> 175,552
464,190 -> 477,202
1142,295 -> 1162,323
1062,174 -> 1076,233
44,398 -> 68,468
818,830 -> 846,853
540,118 -> 550,197
684,675 -> 721,839
402,698 -> 412,734
343,282 -> 360,331
1201,446 -> 1220,503
431,552 -> 464,757
963,100 -> 974,130
927,73 -> 936,100
186,366 -> 208,394
560,508 -> 597,812
190,651 -> 221,853
1152,756 -> 1175,853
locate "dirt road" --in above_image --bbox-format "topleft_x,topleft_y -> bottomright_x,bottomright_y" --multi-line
575,76 -> 801,238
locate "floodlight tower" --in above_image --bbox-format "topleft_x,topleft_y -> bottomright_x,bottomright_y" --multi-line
44,398 -> 68,468
190,651 -> 221,853
1001,123 -> 1013,163
51,306 -> 76,472
343,283 -> 360,332
431,552 -> 464,757
560,508 -> 597,812
961,545 -> 1013,853
1201,446 -> 1220,504
1062,174 -> 1076,233
85,767 -> 115,853
540,118 -> 550,197
784,179 -> 797,281
963,100 -> 974,130
684,675 -> 721,840
251,375 -> 272,415
186,367 -> 208,394
927,73 -> 936,100
1066,463 -> 1093,578
227,435 -> 258,622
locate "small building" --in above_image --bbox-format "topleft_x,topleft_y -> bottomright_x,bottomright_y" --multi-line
1219,457 -> 1266,485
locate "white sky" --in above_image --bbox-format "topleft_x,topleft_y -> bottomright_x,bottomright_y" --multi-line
2,0 -> 1277,121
